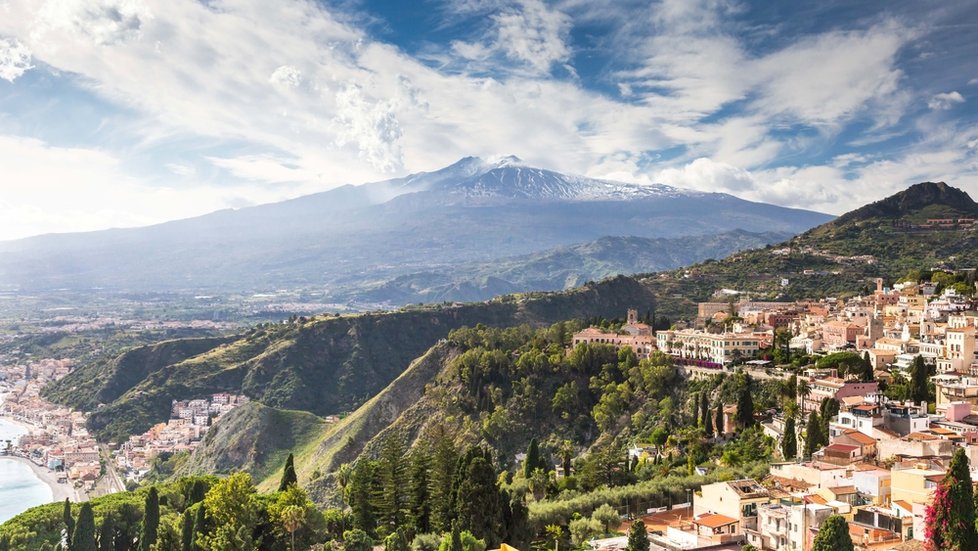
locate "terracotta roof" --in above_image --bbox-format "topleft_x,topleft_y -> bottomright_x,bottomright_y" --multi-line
839,430 -> 877,445
823,443 -> 858,453
827,485 -> 857,495
907,432 -> 938,441
807,495 -> 828,505
693,513 -> 738,529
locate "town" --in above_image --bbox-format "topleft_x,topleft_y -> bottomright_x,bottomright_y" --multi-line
570,276 -> 978,550
0,356 -> 247,495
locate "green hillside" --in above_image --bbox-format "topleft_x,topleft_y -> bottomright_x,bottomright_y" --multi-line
47,275 -> 659,442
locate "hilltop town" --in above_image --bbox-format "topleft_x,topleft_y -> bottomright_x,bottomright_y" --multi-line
569,274 -> 978,550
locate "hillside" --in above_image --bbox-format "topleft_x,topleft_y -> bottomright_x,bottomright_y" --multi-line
0,157 -> 829,306
47,275 -> 660,443
341,229 -> 792,304
631,182 -> 978,303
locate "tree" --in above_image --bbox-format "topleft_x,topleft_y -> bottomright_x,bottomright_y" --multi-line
71,503 -> 97,551
200,472 -> 259,551
523,438 -> 542,478
63,499 -> 75,548
714,405 -> 724,436
592,503 -> 619,533
910,355 -> 930,404
140,487 -> 160,551
280,505 -> 305,551
781,415 -> 797,460
279,453 -> 298,491
736,377 -> 755,428
378,434 -> 410,531
810,515 -> 853,551
191,504 -> 206,551
343,529 -> 374,551
347,460 -> 378,535
626,520 -> 648,551
703,397 -> 714,437
925,447 -> 978,549
98,513 -> 114,551
454,452 -> 503,546
181,510 -> 194,551
699,392 -> 710,429
804,411 -> 823,458
408,446 -> 432,534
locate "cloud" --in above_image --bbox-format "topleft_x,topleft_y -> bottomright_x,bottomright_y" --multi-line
33,0 -> 150,46
332,85 -> 404,172
0,37 -> 33,81
928,91 -> 965,110
269,65 -> 302,90
492,0 -> 571,74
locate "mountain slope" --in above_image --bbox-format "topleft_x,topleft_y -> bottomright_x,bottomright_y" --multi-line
48,275 -> 660,443
0,157 -> 831,301
340,230 -> 792,304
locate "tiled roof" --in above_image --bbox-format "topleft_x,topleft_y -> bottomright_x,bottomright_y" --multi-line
693,513 -> 738,528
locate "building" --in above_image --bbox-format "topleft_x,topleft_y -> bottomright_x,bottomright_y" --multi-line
694,478 -> 771,532
656,329 -> 762,367
571,309 -> 655,359
801,377 -> 879,414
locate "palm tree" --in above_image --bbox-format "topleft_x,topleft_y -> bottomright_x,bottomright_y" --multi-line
280,505 -> 304,551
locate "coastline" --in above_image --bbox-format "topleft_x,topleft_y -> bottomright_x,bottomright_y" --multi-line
0,454 -> 78,503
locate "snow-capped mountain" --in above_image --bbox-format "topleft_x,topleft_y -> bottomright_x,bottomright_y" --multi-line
0,157 -> 833,299
367,155 -> 700,202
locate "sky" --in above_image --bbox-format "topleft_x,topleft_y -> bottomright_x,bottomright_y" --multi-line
0,0 -> 977,240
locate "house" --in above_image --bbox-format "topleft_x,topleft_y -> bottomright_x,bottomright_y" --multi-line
691,513 -> 741,544
852,465 -> 891,505
833,429 -> 878,458
572,309 -> 656,359
694,478 -> 771,531
747,501 -> 833,551
801,377 -> 878,414
814,443 -> 862,466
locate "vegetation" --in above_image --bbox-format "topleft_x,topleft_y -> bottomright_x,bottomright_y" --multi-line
925,447 -> 978,550
811,515 -> 853,551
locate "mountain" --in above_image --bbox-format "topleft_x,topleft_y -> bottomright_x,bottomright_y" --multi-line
340,229 -> 793,304
0,157 -> 830,303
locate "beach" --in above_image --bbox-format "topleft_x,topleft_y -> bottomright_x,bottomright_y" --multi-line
0,454 -> 78,502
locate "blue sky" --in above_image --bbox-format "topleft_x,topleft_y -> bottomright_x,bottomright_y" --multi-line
0,0 -> 976,240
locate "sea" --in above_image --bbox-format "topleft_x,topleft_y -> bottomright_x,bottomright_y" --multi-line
0,416 -> 53,523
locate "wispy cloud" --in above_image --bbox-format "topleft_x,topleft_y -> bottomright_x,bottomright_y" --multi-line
0,37 -> 33,81
928,91 -> 965,110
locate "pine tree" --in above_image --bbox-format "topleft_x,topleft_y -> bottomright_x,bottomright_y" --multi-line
98,513 -> 114,551
377,434 -> 409,531
523,438 -> 542,478
781,416 -> 797,460
408,446 -> 432,534
71,503 -> 97,551
181,509 -> 194,551
347,460 -> 378,535
925,447 -> 978,549
63,498 -> 75,548
804,411 -> 822,458
811,515 -> 853,551
428,430 -> 458,533
279,453 -> 298,491
140,487 -> 159,551
626,520 -> 649,551
736,375 -> 755,428
910,355 -> 929,404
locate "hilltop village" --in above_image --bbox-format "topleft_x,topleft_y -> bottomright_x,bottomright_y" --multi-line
571,277 -> 978,550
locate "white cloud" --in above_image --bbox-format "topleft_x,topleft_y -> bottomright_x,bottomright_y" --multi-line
33,0 -> 151,46
269,65 -> 302,90
492,0 -> 571,74
0,37 -> 33,81
331,85 -> 404,173
928,91 -> 965,110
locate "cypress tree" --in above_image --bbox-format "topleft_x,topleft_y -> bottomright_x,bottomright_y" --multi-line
523,438 -> 541,478
455,453 -> 503,546
811,515 -> 853,551
736,383 -> 755,427
715,405 -> 724,437
98,513 -> 115,551
699,392 -> 709,428
71,502 -> 97,551
626,520 -> 649,551
0,534 -> 10,551
703,398 -> 714,437
279,453 -> 298,491
140,487 -> 159,551
910,355 -> 929,404
448,522 -> 462,551
63,498 -> 75,548
781,416 -> 797,460
925,447 -> 978,549
804,411 -> 822,458
181,509 -> 194,551
191,503 -> 206,551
